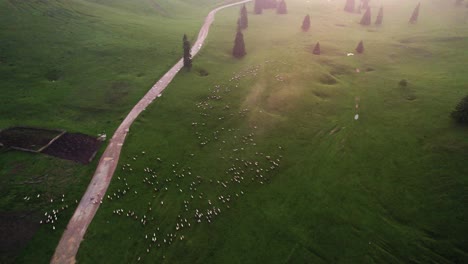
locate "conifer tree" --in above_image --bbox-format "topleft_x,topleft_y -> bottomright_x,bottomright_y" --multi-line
344,0 -> 355,13
183,34 -> 192,70
232,30 -> 246,58
312,42 -> 321,55
254,0 -> 263,14
360,7 -> 371,25
355,40 -> 364,54
375,6 -> 383,25
277,0 -> 287,14
409,3 -> 420,24
239,4 -> 248,29
301,15 -> 311,31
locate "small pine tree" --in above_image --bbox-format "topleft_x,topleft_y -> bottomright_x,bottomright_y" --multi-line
239,4 -> 248,30
451,95 -> 468,124
254,0 -> 263,14
301,15 -> 311,31
277,0 -> 287,14
312,42 -> 321,55
360,7 -> 371,25
183,34 -> 192,70
356,40 -> 364,53
344,0 -> 355,12
409,3 -> 420,24
232,30 -> 246,58
375,6 -> 383,25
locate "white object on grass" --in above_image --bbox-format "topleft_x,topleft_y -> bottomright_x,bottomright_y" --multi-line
354,114 -> 359,120
347,53 -> 354,56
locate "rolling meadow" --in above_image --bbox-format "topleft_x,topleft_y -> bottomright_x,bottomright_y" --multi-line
77,0 -> 468,263
0,0 -> 230,262
0,0 -> 467,263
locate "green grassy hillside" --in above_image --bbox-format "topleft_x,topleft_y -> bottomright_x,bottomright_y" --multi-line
0,0 -> 227,132
0,0 -> 225,263
77,0 -> 468,263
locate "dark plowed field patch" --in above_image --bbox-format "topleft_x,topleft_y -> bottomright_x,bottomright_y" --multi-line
42,133 -> 102,164
0,127 -> 63,152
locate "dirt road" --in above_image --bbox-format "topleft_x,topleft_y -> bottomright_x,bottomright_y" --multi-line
51,1 -> 251,263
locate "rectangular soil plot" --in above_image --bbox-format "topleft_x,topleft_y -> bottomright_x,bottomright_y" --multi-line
0,127 -> 64,152
41,133 -> 102,164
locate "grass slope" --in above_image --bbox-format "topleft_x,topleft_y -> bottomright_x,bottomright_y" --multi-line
78,0 -> 468,263
0,0 -> 225,263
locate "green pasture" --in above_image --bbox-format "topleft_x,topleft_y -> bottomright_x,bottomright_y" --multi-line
0,0 -> 226,263
77,0 -> 468,263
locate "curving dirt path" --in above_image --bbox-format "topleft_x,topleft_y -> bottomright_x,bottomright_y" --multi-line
51,1 -> 251,263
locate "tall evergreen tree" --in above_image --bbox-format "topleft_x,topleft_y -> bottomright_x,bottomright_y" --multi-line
277,0 -> 287,14
239,4 -> 248,30
360,7 -> 371,25
355,40 -> 364,54
344,0 -> 355,13
232,30 -> 246,58
183,34 -> 192,69
409,3 -> 420,24
312,42 -> 321,55
254,0 -> 263,14
375,6 -> 383,25
301,15 -> 311,31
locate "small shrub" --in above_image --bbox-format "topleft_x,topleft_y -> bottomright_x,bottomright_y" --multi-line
312,42 -> 320,55
198,69 -> 209,76
451,95 -> 468,124
45,69 -> 62,81
356,40 -> 364,53
399,79 -> 408,86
